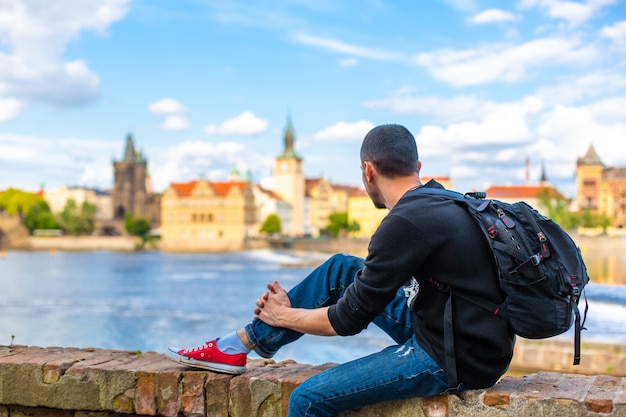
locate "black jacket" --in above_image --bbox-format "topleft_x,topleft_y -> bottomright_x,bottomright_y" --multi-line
328,180 -> 515,389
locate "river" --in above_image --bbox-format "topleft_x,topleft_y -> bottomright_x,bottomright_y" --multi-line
0,246 -> 625,366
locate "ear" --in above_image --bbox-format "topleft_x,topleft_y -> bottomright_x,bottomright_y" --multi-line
363,161 -> 375,183
417,161 -> 422,173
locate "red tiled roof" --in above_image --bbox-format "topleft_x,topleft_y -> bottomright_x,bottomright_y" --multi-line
485,184 -> 563,199
169,180 -> 249,197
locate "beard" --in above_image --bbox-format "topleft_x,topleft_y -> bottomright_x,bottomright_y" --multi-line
366,184 -> 386,209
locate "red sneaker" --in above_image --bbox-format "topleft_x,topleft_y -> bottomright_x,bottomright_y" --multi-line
166,339 -> 246,374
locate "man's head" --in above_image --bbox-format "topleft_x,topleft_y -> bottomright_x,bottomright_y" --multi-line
360,124 -> 419,178
360,124 -> 420,209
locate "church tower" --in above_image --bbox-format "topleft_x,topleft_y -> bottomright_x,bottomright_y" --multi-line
113,133 -> 148,221
273,116 -> 305,236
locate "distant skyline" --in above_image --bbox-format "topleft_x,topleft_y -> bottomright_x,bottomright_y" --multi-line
1,0 -> 625,198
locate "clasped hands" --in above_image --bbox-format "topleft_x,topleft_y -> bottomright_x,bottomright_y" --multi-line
253,280 -> 292,327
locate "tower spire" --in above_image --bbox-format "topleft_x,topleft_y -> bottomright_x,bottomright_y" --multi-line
278,114 -> 301,160
123,133 -> 144,163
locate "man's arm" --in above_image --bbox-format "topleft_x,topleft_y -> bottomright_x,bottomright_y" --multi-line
254,281 -> 337,336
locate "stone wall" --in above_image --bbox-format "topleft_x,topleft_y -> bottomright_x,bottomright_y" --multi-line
1,345 -> 625,417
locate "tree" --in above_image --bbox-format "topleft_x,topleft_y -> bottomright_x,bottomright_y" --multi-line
536,189 -> 611,231
124,213 -> 155,250
60,199 -> 96,235
260,214 -> 281,235
125,213 -> 152,238
325,212 -> 360,238
23,201 -> 60,233
536,189 -> 577,230
0,188 -> 59,233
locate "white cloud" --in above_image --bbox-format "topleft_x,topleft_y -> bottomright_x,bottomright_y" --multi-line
535,72 -> 626,105
0,133 -> 118,191
365,92 -> 500,124
149,98 -> 187,114
536,103 -> 626,167
150,139 -> 273,191
415,37 -> 596,86
313,120 -> 375,143
467,9 -> 517,24
204,111 -> 268,136
292,33 -> 405,62
0,0 -> 130,108
518,0 -> 617,28
600,20 -> 626,45
163,115 -> 190,130
0,98 -> 23,121
416,96 -> 544,158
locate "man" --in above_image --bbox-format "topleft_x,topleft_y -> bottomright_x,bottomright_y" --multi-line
167,124 -> 515,417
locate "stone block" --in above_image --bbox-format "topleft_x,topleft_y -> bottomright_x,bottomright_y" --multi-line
483,376 -> 525,409
156,371 -> 181,417
135,371 -> 157,415
584,385 -> 618,414
181,372 -> 206,417
204,372 -> 231,417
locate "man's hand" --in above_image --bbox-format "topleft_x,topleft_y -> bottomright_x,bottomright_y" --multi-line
252,280 -> 338,336
254,280 -> 291,327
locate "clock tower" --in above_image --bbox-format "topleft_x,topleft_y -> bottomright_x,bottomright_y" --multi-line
273,116 -> 304,236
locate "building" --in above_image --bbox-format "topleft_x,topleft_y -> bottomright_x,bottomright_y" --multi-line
576,145 -> 626,228
44,186 -> 113,221
482,159 -> 561,214
272,117 -> 305,237
305,177 -> 360,237
253,185 -> 291,236
347,189 -> 387,238
112,134 -> 161,227
159,179 -> 256,251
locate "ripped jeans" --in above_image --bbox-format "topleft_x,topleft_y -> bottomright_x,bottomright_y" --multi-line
244,253 -> 451,417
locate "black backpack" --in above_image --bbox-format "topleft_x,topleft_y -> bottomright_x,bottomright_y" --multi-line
414,187 -> 589,391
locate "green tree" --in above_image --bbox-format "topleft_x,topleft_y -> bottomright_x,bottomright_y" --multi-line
125,213 -> 152,238
0,188 -> 46,216
536,189 -> 578,230
23,201 -> 60,233
0,188 -> 59,233
124,213 -> 155,250
325,212 -> 360,238
537,189 -> 612,231
260,214 -> 281,235
60,199 -> 96,235
577,209 -> 611,229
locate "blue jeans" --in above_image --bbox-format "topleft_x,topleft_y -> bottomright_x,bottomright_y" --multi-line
244,254 -> 452,417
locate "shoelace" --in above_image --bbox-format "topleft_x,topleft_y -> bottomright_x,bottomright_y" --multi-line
183,341 -> 212,353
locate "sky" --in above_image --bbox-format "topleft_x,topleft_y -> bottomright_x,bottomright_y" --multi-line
1,0 -> 625,198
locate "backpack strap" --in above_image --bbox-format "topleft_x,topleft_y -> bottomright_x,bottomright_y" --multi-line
443,291 -> 460,394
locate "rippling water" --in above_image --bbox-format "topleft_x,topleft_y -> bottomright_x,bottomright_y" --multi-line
0,249 -> 624,365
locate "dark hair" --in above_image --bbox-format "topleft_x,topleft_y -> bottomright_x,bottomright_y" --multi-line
360,124 -> 419,178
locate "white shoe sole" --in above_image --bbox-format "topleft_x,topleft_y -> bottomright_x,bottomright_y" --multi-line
166,348 -> 246,374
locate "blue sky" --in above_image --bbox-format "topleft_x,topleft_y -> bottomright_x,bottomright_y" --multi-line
1,0 -> 625,198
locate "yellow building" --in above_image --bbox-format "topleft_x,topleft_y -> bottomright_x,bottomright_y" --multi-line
159,179 -> 256,252
305,177 -> 359,237
347,189 -> 387,238
576,145 -> 626,228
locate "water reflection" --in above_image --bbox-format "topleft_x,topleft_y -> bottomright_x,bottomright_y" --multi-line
577,235 -> 626,284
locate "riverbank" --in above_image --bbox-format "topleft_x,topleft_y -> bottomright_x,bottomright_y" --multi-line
11,232 -> 626,253
26,235 -> 141,251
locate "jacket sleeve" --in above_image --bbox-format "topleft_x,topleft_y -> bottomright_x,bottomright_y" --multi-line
327,215 -> 431,336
